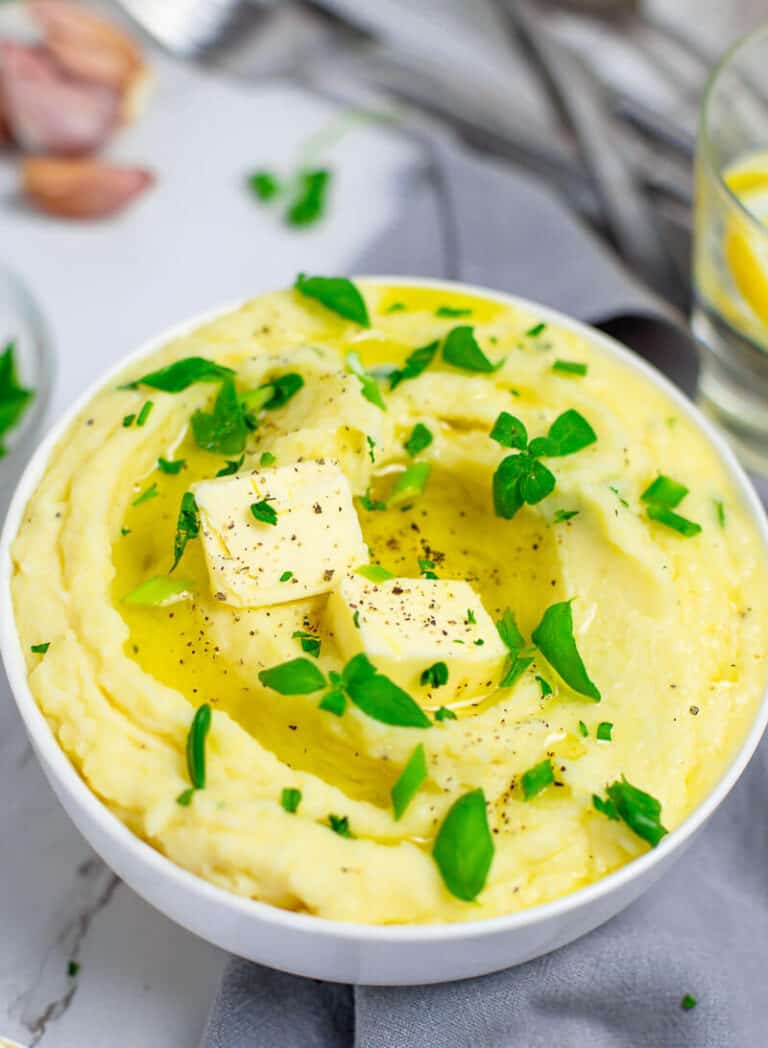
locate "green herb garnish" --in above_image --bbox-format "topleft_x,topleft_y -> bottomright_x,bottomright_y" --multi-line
127,356 -> 233,393
0,342 -> 34,455
259,657 -> 326,695
389,462 -> 431,506
280,787 -> 302,813
124,575 -> 193,606
216,454 -> 245,477
319,689 -> 347,716
521,758 -> 554,800
295,274 -> 369,327
646,503 -> 702,537
552,360 -> 587,376
442,326 -> 501,373
420,661 -> 448,688
260,451 -> 277,468
342,653 -> 432,728
641,473 -> 700,536
681,994 -> 697,1011
346,351 -> 385,410
279,570 -> 292,582
578,720 -> 588,737
404,422 -> 433,457
531,600 -> 600,701
287,168 -> 332,227
436,305 -> 472,318
292,630 -> 320,657
262,373 -> 305,411
592,776 -> 668,846
596,721 -> 613,741
419,558 -> 438,579
136,400 -> 153,427
527,410 -> 597,458
132,482 -> 158,507
356,564 -> 395,583
122,414 -> 135,428
714,498 -> 725,527
67,962 -> 80,978
435,706 -> 457,722
158,456 -> 185,474
120,527 -> 131,536
171,491 -> 199,571
385,302 -> 406,313
389,341 -> 438,390
176,788 -> 195,806
466,609 -> 477,625
525,322 -> 547,337
328,814 -> 354,838
192,378 -> 247,455
358,491 -> 387,512
250,499 -> 278,526
185,703 -> 211,791
553,509 -> 579,523
490,412 -> 528,450
496,607 -> 533,688
391,743 -> 428,820
493,453 -> 555,519
432,789 -> 494,902
536,675 -> 552,697
247,170 -> 281,200
30,642 -> 50,654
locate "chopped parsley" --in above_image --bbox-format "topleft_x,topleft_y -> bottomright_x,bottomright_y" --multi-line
216,454 -> 245,477
442,326 -> 502,373
346,351 -> 386,410
419,557 -> 438,579
521,758 -> 554,800
389,462 -> 431,506
0,340 -> 33,456
531,600 -> 601,701
391,744 -> 427,820
260,451 -> 277,468
641,473 -> 700,537
280,787 -> 302,813
552,360 -> 587,376
681,994 -> 697,1011
466,609 -> 477,625
328,814 -> 354,838
294,274 -> 370,327
592,776 -> 668,847
247,170 -> 281,200
420,661 -> 448,688
436,305 -> 472,317
356,564 -> 395,583
389,341 -> 438,390
158,456 -> 185,474
279,570 -> 293,582
30,642 -> 50,654
192,378 -> 247,455
127,356 -> 233,393
432,789 -> 494,901
596,721 -> 613,741
171,491 -> 199,570
435,706 -> 457,722
292,630 -> 320,657
250,499 -> 278,526
136,400 -> 153,427
131,482 -> 158,507
404,422 -> 433,457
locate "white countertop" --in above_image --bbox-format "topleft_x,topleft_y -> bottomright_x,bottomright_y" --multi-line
0,43 -> 419,1048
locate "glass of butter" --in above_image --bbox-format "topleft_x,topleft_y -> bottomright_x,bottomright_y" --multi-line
693,23 -> 768,472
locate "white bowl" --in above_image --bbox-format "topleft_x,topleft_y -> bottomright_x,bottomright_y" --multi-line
2,279 -> 767,986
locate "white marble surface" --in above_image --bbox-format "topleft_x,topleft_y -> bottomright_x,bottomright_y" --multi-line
0,39 -> 419,1048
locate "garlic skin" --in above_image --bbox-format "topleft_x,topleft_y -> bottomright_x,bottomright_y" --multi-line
22,157 -> 154,219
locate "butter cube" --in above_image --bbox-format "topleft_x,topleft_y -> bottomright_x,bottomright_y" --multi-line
192,461 -> 367,608
327,574 -> 507,703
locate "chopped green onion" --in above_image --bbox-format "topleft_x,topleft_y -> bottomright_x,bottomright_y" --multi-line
521,758 -> 554,800
281,787 -> 302,813
391,743 -> 428,820
356,564 -> 395,583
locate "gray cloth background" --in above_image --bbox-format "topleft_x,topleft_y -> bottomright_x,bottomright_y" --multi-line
203,137 -> 767,1047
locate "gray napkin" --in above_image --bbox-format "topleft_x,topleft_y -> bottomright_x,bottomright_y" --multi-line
203,137 -> 764,1047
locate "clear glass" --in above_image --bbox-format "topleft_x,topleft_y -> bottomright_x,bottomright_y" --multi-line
693,23 -> 768,472
0,265 -> 55,515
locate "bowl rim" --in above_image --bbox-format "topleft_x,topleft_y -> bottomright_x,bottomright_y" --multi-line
2,275 -> 768,945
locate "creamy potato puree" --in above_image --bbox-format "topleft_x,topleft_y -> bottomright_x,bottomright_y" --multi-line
11,282 -> 768,924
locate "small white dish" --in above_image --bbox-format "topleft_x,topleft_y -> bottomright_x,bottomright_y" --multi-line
1,278 -> 767,985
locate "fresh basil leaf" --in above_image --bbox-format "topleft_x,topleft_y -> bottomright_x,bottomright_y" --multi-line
185,703 -> 211,790
420,661 -> 448,688
521,758 -> 554,800
287,168 -> 332,227
346,352 -> 386,410
490,412 -> 528,450
641,474 -> 688,508
295,274 -> 370,327
259,657 -> 327,695
528,409 -> 597,458
171,491 -> 199,571
191,378 -> 247,455
404,422 -> 433,457
646,504 -> 702,537
342,654 -> 432,728
158,457 -> 185,475
319,689 -> 347,716
216,454 -> 245,477
531,600 -> 600,701
391,743 -> 428,820
389,341 -> 438,390
600,776 -> 668,847
432,788 -> 494,901
442,326 -> 501,373
280,787 -> 302,813
127,356 -> 234,393
250,499 -> 278,526
519,457 -> 557,504
493,453 -> 555,519
389,462 -> 431,506
248,170 -> 281,201
263,373 -> 304,410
